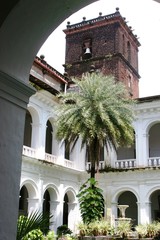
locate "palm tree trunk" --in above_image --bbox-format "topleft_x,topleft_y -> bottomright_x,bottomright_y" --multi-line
90,164 -> 96,178
90,137 -> 100,179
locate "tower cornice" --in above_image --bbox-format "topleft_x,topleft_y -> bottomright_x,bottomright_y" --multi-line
64,10 -> 140,47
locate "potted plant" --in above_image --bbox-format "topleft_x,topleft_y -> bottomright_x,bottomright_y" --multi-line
78,222 -> 89,238
78,220 -> 114,240
135,222 -> 158,239
115,220 -> 132,239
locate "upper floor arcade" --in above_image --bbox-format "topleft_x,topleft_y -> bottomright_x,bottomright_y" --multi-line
23,88 -> 160,173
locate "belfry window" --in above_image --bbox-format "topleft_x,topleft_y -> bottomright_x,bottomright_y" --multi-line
122,34 -> 125,55
82,39 -> 92,60
127,41 -> 131,62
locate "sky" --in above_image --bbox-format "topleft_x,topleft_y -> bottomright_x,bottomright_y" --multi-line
38,0 -> 160,98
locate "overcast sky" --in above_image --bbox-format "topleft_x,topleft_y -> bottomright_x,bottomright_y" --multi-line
38,0 -> 160,98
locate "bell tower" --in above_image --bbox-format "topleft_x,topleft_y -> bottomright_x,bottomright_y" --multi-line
63,8 -> 140,98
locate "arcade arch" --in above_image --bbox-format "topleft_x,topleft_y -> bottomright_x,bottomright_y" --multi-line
19,186 -> 28,216
43,185 -> 59,231
149,122 -> 160,158
23,110 -> 32,147
63,188 -> 77,231
118,191 -> 138,226
19,180 -> 38,216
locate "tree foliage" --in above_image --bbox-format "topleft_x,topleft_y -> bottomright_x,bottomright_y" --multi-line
55,73 -> 135,177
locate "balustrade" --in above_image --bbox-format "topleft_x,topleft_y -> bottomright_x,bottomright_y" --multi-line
45,153 -> 57,164
115,159 -> 136,169
22,146 -> 75,169
22,145 -> 36,158
148,157 -> 160,167
23,146 -> 160,170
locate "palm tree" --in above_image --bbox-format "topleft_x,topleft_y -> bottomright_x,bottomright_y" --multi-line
55,73 -> 135,178
17,211 -> 52,240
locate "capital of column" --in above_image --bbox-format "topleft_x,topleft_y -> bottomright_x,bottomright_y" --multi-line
50,200 -> 60,207
143,133 -> 149,138
0,70 -> 35,109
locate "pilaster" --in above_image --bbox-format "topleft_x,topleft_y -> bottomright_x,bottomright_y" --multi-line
0,71 -> 35,239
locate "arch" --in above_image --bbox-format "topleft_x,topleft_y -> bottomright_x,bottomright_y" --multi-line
117,131 -> 136,162
112,187 -> 139,204
63,187 -> 77,227
63,193 -> 69,225
43,190 -> 50,213
118,191 -> 138,226
19,185 -> 28,216
122,34 -> 125,55
64,187 -> 77,203
45,117 -> 59,156
43,184 -> 59,201
24,105 -> 40,148
149,188 -> 160,221
146,185 -> 160,201
27,105 -> 40,126
148,122 -> 160,158
20,179 -> 38,199
23,110 -> 32,147
127,41 -> 131,62
144,119 -> 160,134
42,189 -> 51,234
0,1 -> 97,81
147,186 -> 160,222
45,119 -> 53,154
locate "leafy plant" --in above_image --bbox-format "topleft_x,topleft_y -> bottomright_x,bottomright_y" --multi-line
98,220 -> 113,236
78,220 -> 113,237
115,220 -> 132,238
88,221 -> 101,236
57,225 -> 72,238
45,230 -> 56,240
136,222 -> 159,239
23,229 -> 44,240
17,211 -> 52,240
146,222 -> 159,238
77,222 -> 89,237
77,178 -> 104,224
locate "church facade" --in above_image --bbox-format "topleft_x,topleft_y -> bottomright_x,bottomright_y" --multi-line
20,10 -> 160,233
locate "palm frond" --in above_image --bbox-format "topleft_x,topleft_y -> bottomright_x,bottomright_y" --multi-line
17,211 -> 52,240
55,72 -> 135,178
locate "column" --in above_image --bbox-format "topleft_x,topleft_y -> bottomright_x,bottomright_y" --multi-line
31,123 -> 41,149
27,198 -> 39,215
111,201 -> 118,226
49,200 -> 60,232
35,122 -> 46,160
38,175 -> 44,212
0,71 -> 35,240
136,131 -> 149,167
137,201 -> 150,224
145,201 -> 151,223
68,203 -> 77,233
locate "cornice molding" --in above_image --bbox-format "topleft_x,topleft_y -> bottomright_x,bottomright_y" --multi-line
0,70 -> 35,108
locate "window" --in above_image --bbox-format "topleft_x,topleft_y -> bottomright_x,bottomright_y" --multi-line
65,140 -> 70,160
82,39 -> 92,60
45,120 -> 53,154
127,41 -> 131,62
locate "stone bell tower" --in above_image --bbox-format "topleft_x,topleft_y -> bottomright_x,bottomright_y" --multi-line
63,8 -> 140,98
